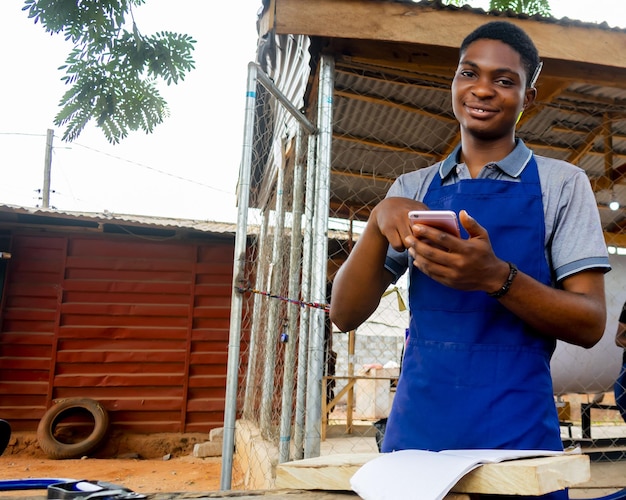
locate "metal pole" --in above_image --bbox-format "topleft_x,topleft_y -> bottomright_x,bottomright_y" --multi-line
304,54 -> 334,459
42,129 -> 54,208
220,62 -> 258,491
255,66 -> 317,136
278,128 -> 307,463
259,143 -> 288,436
242,212 -> 270,418
347,217 -> 356,433
293,131 -> 317,460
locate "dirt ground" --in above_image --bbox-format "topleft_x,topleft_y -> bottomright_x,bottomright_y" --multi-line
0,432 -> 226,496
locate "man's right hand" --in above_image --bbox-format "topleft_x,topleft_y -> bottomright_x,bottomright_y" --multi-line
330,197 -> 427,332
371,197 -> 429,252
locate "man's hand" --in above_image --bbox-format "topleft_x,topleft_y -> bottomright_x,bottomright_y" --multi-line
330,196 -> 428,332
405,209 -> 509,293
370,197 -> 429,252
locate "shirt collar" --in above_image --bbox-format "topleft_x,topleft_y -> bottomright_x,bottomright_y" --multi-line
439,139 -> 533,179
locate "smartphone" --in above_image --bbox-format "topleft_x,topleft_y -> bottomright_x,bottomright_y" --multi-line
408,210 -> 460,237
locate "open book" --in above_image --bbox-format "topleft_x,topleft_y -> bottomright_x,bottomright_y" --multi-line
350,448 -> 572,500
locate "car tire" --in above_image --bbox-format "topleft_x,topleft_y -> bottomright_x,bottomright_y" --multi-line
37,398 -> 109,459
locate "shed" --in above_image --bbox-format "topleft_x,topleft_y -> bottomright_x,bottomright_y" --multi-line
220,1 -> 626,486
0,204 -> 240,433
255,0 -> 626,238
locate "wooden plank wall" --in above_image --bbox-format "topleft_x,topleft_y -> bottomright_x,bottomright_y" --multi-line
0,231 -> 234,433
0,234 -> 66,429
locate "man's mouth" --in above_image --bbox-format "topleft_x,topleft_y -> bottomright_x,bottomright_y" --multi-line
465,104 -> 497,117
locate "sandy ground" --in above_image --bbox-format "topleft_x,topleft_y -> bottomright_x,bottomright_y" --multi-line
0,455 -> 223,496
0,432 -> 225,497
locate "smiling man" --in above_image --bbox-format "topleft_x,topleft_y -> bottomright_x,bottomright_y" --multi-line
330,21 -> 610,500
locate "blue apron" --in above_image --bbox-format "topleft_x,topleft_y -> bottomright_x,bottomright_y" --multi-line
382,156 -> 566,499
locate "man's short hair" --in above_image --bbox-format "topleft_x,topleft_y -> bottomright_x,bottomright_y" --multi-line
460,21 -> 541,88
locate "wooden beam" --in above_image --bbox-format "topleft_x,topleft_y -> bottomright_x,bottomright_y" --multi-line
334,89 -> 456,123
605,231 -> 626,247
591,176 -> 618,192
329,200 -> 371,222
275,452 -> 590,496
331,168 -> 395,185
517,78 -> 569,127
452,454 -> 590,496
276,453 -> 378,491
542,57 -> 626,88
536,78 -> 570,104
567,123 -> 604,165
269,0 -> 626,73
604,113 -> 614,180
332,39 -> 459,79
331,38 -> 626,90
333,132 -> 439,158
336,65 -> 452,89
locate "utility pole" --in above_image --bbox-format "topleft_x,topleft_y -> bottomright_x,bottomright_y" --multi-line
42,128 -> 54,208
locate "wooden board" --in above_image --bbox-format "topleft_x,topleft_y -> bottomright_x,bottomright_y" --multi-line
276,453 -> 379,491
266,0 -> 626,72
452,454 -> 590,496
0,490 -> 462,500
275,452 -> 590,496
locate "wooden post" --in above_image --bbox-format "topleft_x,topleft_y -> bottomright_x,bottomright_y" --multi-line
346,329 -> 355,434
42,128 -> 54,208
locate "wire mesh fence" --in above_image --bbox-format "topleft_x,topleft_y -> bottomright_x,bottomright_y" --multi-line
223,52 -> 626,489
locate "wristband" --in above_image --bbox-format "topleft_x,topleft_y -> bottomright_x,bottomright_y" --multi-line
487,262 -> 518,299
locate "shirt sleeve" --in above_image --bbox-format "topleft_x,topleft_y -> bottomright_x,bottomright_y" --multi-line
383,177 -> 410,282
383,165 -> 443,282
547,167 -> 611,282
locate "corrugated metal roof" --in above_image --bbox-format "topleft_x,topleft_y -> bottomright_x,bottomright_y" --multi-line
260,0 -> 626,32
255,1 -> 626,237
327,60 -> 626,233
389,0 -> 626,32
0,203 -> 238,235
0,203 -> 356,243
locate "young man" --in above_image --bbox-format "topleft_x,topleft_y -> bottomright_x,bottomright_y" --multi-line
615,302 -> 626,423
330,21 -> 609,499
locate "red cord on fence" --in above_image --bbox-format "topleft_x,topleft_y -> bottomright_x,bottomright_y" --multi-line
235,286 -> 330,312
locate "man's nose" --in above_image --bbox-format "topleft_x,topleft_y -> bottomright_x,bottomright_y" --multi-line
471,77 -> 495,97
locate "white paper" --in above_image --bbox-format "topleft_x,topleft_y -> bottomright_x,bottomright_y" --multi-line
439,448 -> 567,463
350,448 -> 571,500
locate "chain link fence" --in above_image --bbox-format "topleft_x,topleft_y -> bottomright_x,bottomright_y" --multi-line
222,51 -> 626,489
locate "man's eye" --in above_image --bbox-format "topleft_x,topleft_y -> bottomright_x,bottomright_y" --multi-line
496,78 -> 514,87
459,70 -> 475,78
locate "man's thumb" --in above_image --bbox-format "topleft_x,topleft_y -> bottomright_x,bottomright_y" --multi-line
459,210 -> 484,238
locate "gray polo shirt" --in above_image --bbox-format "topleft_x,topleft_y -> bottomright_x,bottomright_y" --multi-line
385,140 -> 611,284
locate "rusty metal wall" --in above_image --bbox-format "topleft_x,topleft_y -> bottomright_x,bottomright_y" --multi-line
0,230 -> 234,433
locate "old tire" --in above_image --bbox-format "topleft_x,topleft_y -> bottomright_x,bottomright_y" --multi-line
0,419 -> 10,456
37,398 -> 109,459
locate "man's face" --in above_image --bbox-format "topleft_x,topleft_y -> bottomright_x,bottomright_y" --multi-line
451,39 -> 534,141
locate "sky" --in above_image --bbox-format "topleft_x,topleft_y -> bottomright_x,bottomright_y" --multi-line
0,0 -> 625,223
0,0 -> 260,222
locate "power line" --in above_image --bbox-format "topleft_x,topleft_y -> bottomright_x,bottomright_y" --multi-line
69,139 -> 235,196
0,131 -> 47,138
0,130 -> 236,196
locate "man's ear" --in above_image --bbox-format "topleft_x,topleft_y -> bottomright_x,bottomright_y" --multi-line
524,87 -> 537,109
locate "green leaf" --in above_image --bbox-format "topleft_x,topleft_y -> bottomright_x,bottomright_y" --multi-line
24,0 -> 194,143
488,0 -> 551,16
